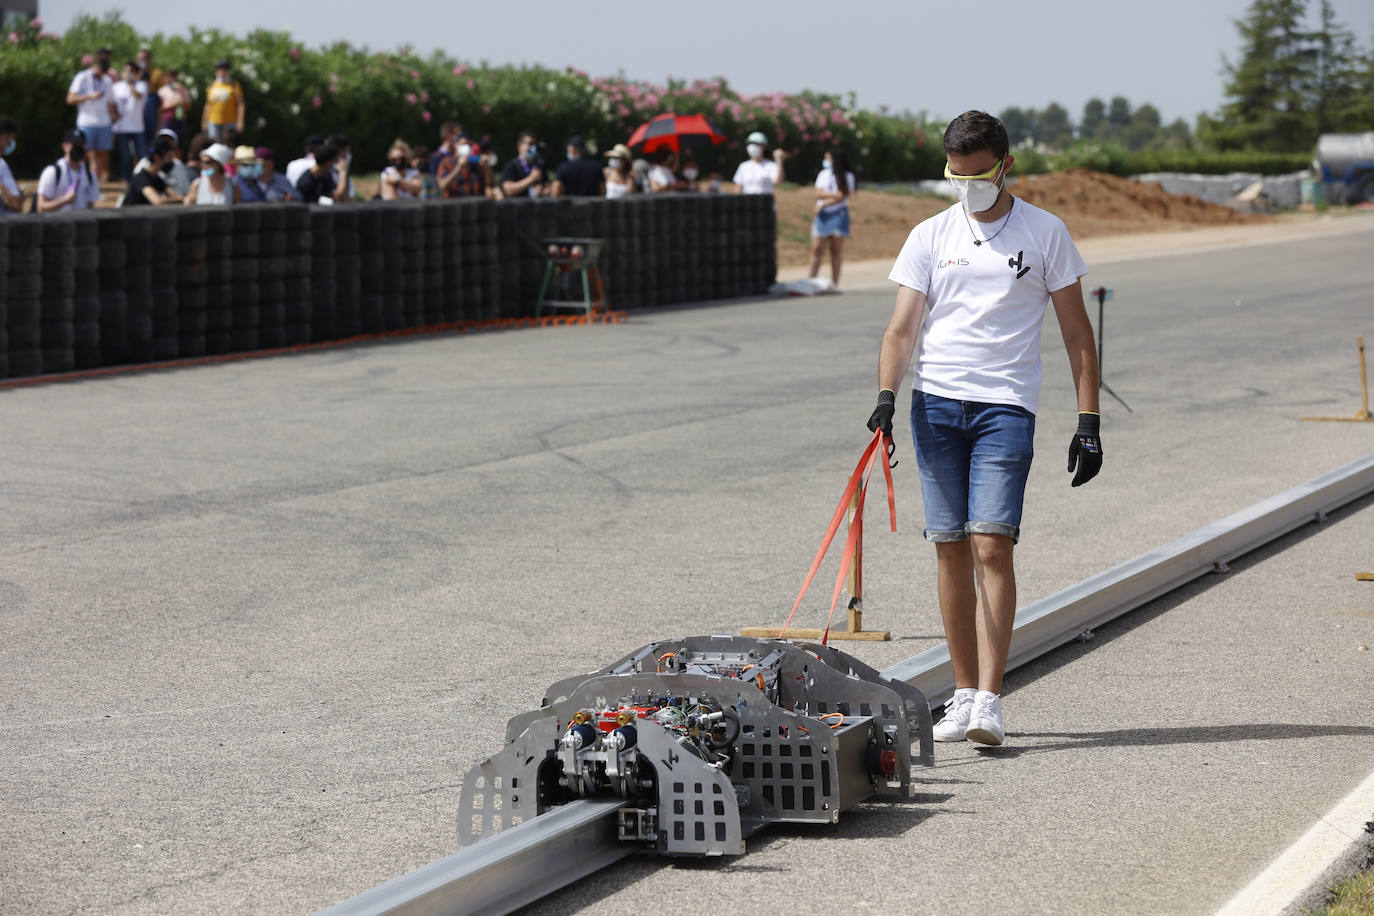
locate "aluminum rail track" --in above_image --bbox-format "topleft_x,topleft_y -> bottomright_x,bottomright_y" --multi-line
317,451 -> 1374,916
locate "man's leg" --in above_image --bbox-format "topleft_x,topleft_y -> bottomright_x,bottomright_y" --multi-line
935,540 -> 978,688
970,533 -> 1016,694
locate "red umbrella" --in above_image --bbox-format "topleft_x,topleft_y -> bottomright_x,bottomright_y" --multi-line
626,112 -> 727,154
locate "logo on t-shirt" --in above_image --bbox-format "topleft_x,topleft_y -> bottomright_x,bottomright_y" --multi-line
1008,250 -> 1031,279
937,257 -> 969,269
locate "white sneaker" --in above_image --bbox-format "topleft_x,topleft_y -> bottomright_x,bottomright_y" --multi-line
965,691 -> 1004,746
932,689 -> 976,742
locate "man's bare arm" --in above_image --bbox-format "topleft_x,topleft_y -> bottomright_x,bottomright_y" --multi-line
1050,279 -> 1100,413
878,285 -> 927,392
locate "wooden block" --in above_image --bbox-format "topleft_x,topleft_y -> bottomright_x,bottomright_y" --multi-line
739,626 -> 891,641
1356,572 -> 1374,581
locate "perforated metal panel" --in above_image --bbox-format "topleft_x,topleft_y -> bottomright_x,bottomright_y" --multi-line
456,716 -> 553,847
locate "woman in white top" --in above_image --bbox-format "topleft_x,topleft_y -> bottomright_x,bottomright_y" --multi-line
603,143 -> 636,199
380,139 -> 422,200
808,147 -> 856,288
185,142 -> 240,205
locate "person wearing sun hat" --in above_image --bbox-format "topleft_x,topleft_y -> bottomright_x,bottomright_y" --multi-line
185,141 -> 240,205
733,129 -> 786,197
604,143 -> 635,198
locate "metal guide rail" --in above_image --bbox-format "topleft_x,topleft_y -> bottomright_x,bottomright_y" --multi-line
318,452 -> 1374,916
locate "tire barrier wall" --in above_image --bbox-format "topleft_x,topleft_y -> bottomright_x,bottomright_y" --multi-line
0,193 -> 776,381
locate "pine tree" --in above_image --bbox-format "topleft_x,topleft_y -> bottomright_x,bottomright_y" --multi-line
1080,98 -> 1106,139
1311,0 -> 1365,133
1204,0 -> 1314,150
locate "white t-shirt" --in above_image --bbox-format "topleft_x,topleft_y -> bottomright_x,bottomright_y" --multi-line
733,158 -> 779,195
648,164 -> 676,191
37,158 -> 102,211
285,155 -> 314,186
0,159 -> 20,214
68,70 -> 114,128
815,169 -> 855,213
111,80 -> 149,133
888,199 -> 1088,415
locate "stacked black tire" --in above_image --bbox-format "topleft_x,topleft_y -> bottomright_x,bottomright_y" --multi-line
255,205 -> 287,349
174,208 -> 209,358
35,217 -> 75,373
5,218 -> 45,378
375,205 -> 404,331
332,207 -> 363,339
228,206 -> 261,352
398,204 -> 426,329
147,211 -> 179,360
438,201 -> 464,323
282,205 -> 312,345
308,208 -> 336,343
70,214 -> 102,369
94,212 -> 130,366
203,208 -> 234,354
0,220 -> 9,379
355,207 -> 384,333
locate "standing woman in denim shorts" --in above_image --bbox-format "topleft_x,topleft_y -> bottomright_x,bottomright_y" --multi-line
808,147 -> 855,288
866,111 -> 1103,748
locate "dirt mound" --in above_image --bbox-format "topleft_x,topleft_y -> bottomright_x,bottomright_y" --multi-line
1011,168 -> 1266,238
773,168 -> 1268,267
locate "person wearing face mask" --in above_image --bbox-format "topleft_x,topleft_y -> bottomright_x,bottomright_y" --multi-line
327,134 -> 357,201
500,132 -> 547,198
134,128 -> 192,196
680,156 -> 701,191
870,111 -> 1100,749
0,116 -> 25,215
436,134 -> 485,198
409,146 -> 441,199
37,129 -> 102,212
124,136 -> 183,206
551,136 -> 605,198
647,149 -> 681,193
235,146 -> 301,203
808,147 -> 857,287
185,142 -> 241,205
603,144 -> 635,199
733,130 -> 786,196
380,139 -> 423,200
65,50 -> 117,183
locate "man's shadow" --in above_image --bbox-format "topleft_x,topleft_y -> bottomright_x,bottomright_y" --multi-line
976,722 -> 1374,758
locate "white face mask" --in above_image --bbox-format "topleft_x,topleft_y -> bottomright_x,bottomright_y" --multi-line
683,168 -> 698,180
747,143 -> 764,160
608,157 -> 623,169
456,144 -> 471,159
949,162 -> 1004,214
821,160 -> 833,171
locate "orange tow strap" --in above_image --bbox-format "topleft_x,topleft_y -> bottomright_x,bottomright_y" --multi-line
778,427 -> 896,645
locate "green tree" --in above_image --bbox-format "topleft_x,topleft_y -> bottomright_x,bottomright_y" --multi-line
1123,102 -> 1161,150
1035,102 -> 1074,147
1080,98 -> 1106,139
998,106 -> 1034,145
1202,0 -> 1313,150
1310,0 -> 1363,133
1106,96 -> 1132,134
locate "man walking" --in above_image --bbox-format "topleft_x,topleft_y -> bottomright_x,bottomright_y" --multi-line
868,110 -> 1102,747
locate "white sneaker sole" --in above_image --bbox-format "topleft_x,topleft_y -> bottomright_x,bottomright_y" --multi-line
932,729 -> 967,743
965,719 -> 1004,746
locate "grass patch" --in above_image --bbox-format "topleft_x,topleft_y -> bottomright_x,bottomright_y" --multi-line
1322,868 -> 1374,916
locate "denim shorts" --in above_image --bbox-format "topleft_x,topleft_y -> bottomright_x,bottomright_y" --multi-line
78,124 -> 113,151
811,205 -> 850,238
910,390 -> 1035,543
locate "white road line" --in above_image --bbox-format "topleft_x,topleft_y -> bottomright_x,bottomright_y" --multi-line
1215,767 -> 1374,916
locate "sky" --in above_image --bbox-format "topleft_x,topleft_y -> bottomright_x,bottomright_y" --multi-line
34,0 -> 1374,127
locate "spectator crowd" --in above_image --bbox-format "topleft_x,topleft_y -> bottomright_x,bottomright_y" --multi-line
1,44 -> 857,277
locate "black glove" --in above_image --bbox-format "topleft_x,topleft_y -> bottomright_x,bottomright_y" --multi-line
867,389 -> 896,437
1067,412 -> 1103,487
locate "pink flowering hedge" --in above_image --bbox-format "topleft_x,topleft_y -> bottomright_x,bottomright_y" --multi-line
0,11 -> 948,180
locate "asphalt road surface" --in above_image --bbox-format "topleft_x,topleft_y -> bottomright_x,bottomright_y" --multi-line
2,218 -> 1372,915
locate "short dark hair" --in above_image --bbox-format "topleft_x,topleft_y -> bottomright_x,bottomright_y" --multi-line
151,136 -> 176,159
942,110 -> 1009,160
328,134 -> 350,151
304,133 -> 324,155
0,115 -> 16,136
314,143 -> 339,166
517,131 -> 536,146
